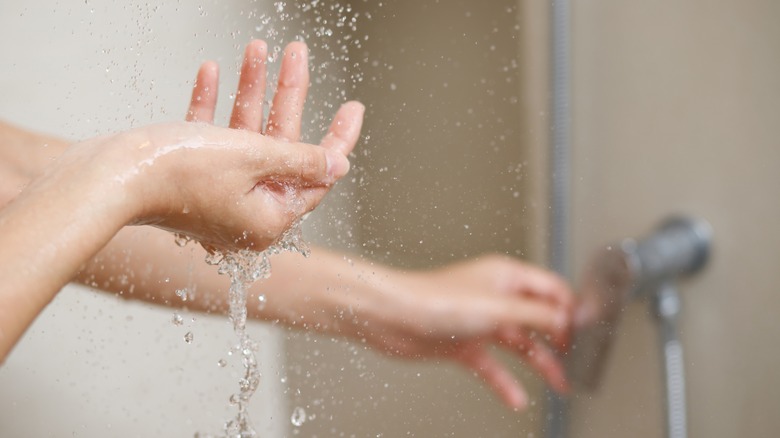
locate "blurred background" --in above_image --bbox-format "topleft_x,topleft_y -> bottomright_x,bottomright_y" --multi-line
1,0 -> 778,437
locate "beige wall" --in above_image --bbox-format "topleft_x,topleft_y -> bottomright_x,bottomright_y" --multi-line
568,1 -> 780,437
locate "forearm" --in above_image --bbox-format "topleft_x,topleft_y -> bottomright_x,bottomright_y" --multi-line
81,226 -> 404,341
0,162 -> 131,362
0,121 -> 70,205
0,120 -> 69,175
248,247 -> 404,337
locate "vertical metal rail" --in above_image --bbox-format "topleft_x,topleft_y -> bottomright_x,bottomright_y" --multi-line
546,0 -> 572,437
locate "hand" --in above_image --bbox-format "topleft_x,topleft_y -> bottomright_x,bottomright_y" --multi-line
0,40 -> 364,253
52,122 -> 352,251
359,255 -> 573,410
174,39 -> 364,250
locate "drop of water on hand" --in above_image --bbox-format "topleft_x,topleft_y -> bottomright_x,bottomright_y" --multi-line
175,288 -> 189,302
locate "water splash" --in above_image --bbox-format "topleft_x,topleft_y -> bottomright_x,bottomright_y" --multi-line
189,1 -> 374,434
196,222 -> 309,438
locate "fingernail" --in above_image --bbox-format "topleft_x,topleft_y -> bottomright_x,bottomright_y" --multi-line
326,150 -> 350,180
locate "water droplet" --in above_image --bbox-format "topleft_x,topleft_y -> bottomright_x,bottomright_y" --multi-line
172,313 -> 183,326
218,359 -> 227,368
175,288 -> 189,302
184,332 -> 194,344
257,294 -> 267,311
290,406 -> 306,427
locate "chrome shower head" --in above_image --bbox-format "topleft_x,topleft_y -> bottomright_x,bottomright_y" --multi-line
567,217 -> 712,391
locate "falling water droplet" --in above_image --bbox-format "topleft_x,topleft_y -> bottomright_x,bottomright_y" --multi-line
290,406 -> 306,427
257,294 -> 267,311
172,313 -> 183,326
217,359 -> 227,368
184,332 -> 194,344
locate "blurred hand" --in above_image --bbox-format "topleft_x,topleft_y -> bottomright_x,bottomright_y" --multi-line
360,255 -> 573,410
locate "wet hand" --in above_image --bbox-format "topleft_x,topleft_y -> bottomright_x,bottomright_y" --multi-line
44,121 -> 348,251
175,39 -> 364,250
155,38 -> 365,252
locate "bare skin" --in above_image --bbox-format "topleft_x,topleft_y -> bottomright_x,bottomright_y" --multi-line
0,40 -> 572,410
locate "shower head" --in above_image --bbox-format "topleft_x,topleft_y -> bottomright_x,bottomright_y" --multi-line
623,217 -> 711,297
567,217 -> 712,391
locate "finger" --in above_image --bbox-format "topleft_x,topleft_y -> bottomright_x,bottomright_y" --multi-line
493,299 -> 569,344
320,101 -> 365,156
511,264 -> 574,313
456,346 -> 528,410
186,61 -> 219,123
258,141 -> 350,186
230,40 -> 268,131
266,41 -> 309,141
498,328 -> 570,395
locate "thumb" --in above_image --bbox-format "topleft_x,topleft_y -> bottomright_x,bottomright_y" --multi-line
259,141 -> 350,185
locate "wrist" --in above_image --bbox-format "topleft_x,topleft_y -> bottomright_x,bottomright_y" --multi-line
35,134 -> 142,230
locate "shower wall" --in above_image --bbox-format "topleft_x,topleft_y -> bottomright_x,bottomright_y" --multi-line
567,1 -> 780,437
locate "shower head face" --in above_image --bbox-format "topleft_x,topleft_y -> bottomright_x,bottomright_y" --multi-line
631,217 -> 712,295
567,243 -> 638,391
